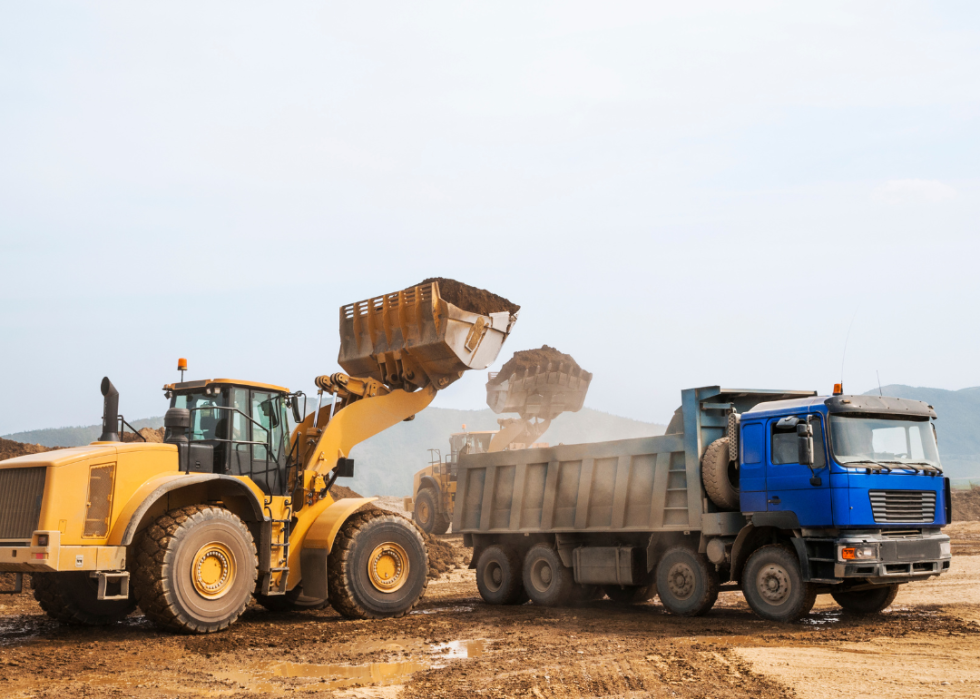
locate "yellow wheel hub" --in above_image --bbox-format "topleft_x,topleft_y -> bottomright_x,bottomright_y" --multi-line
367,542 -> 410,593
418,500 -> 430,524
191,542 -> 236,599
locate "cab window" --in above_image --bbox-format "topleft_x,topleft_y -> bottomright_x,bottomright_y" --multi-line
771,416 -> 826,468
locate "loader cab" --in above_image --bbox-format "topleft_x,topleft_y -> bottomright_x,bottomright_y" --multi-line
449,431 -> 495,462
165,379 -> 294,496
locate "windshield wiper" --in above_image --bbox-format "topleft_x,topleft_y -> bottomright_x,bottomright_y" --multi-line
844,460 -> 892,473
879,460 -> 944,474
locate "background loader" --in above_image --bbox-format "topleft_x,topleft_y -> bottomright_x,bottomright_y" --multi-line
407,347 -> 591,534
0,279 -> 518,633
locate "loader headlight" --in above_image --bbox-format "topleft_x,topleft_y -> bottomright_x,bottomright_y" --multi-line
940,541 -> 951,557
839,544 -> 878,561
36,534 -> 48,547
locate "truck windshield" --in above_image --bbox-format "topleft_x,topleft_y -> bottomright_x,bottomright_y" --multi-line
829,415 -> 940,468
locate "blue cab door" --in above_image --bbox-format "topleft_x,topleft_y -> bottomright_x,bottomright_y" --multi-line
765,414 -> 834,526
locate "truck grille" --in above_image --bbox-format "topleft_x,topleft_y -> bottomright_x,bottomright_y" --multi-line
0,467 -> 47,540
869,490 -> 936,523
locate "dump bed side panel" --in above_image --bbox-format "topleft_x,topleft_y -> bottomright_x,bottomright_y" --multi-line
453,434 -> 692,534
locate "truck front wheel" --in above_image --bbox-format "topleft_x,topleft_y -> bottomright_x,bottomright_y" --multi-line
742,544 -> 816,622
328,510 -> 428,619
655,546 -> 719,616
133,505 -> 258,633
523,544 -> 574,607
832,584 -> 899,614
32,572 -> 136,626
476,545 -> 527,605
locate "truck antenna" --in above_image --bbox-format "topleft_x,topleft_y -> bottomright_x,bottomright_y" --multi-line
839,308 -> 858,390
876,370 -> 883,397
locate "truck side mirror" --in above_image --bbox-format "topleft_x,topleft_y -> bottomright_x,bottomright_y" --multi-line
797,423 -> 821,486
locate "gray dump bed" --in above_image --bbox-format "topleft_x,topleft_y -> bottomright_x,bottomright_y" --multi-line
453,386 -> 815,537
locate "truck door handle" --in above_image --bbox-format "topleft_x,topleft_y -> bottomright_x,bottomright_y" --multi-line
767,496 -> 781,504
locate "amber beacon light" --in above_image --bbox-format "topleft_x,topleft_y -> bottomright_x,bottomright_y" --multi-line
178,358 -> 188,381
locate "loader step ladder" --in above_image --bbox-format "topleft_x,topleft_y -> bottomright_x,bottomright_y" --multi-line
262,515 -> 292,596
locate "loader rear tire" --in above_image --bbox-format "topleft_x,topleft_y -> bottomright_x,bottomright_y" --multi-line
832,584 -> 899,614
254,584 -> 329,613
523,544 -> 575,607
132,505 -> 257,634
742,544 -> 817,622
328,510 -> 428,619
655,546 -> 719,616
32,572 -> 136,626
476,545 -> 526,605
702,437 -> 740,511
414,488 -> 451,536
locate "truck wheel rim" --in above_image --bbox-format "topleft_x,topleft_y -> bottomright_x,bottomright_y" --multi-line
418,500 -> 431,525
666,562 -> 695,600
484,561 -> 503,592
529,558 -> 554,593
757,563 -> 791,605
368,542 -> 409,593
191,542 -> 236,599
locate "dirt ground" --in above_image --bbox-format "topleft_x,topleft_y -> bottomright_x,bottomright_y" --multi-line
0,522 -> 978,698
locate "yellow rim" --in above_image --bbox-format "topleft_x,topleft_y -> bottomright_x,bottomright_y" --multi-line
191,542 -> 236,599
367,542 -> 410,593
418,499 -> 431,524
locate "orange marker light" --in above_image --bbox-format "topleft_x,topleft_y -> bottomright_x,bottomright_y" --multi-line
841,547 -> 856,560
833,383 -> 843,396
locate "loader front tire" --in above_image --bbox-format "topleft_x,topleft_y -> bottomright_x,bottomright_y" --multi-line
414,488 -> 450,536
328,510 -> 428,619
702,437 -> 740,511
32,572 -> 136,626
133,505 -> 257,634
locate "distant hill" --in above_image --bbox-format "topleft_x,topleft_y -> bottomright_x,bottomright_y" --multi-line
863,385 -> 980,484
1,408 -> 664,497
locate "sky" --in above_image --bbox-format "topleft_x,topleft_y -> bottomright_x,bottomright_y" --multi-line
1,2 -> 979,434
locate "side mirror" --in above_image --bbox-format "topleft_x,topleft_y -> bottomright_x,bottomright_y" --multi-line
797,423 -> 814,466
289,392 -> 306,424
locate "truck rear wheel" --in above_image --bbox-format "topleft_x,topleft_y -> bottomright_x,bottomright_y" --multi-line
655,546 -> 719,616
328,510 -> 428,619
742,544 -> 816,622
133,505 -> 257,634
254,584 -> 329,613
832,584 -> 899,614
523,544 -> 574,607
702,437 -> 739,511
604,584 -> 655,605
414,488 -> 451,536
476,545 -> 526,605
32,572 -> 136,626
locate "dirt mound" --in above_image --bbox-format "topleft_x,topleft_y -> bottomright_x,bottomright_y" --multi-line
422,533 -> 466,580
0,437 -> 57,461
952,484 -> 980,521
411,277 -> 520,316
490,345 -> 587,384
121,427 -> 165,443
329,484 -> 364,500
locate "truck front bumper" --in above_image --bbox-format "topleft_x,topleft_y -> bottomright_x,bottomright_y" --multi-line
0,531 -> 126,573
831,531 -> 951,585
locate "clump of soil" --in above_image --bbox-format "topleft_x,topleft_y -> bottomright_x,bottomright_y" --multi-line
0,438 -> 57,461
422,533 -> 466,579
410,277 -> 520,316
953,484 -> 980,521
490,345 -> 589,384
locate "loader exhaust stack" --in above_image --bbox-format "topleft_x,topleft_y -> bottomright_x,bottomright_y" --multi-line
99,376 -> 120,442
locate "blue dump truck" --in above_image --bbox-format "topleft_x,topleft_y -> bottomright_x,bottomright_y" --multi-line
453,386 -> 952,621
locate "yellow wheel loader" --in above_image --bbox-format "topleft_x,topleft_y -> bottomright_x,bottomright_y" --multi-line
407,355 -> 591,535
0,280 -> 517,633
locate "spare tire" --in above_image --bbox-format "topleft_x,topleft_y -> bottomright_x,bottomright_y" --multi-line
702,437 -> 739,511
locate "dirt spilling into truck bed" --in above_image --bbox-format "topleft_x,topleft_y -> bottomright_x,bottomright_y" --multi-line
411,277 -> 520,316
489,345 -> 589,384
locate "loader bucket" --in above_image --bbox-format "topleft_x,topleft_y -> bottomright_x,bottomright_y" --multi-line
339,281 -> 519,391
486,363 -> 592,420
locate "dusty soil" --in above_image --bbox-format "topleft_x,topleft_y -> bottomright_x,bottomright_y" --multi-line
952,484 -> 980,521
412,278 -> 520,316
489,346 -> 590,385
0,438 -> 57,461
1,523 -> 978,698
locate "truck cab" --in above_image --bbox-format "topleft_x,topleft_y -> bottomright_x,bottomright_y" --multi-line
738,393 -> 951,586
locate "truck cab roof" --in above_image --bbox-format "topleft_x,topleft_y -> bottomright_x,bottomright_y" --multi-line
745,394 -> 937,420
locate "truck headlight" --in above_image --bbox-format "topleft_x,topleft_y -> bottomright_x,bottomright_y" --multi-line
940,541 -> 951,557
839,544 -> 878,561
